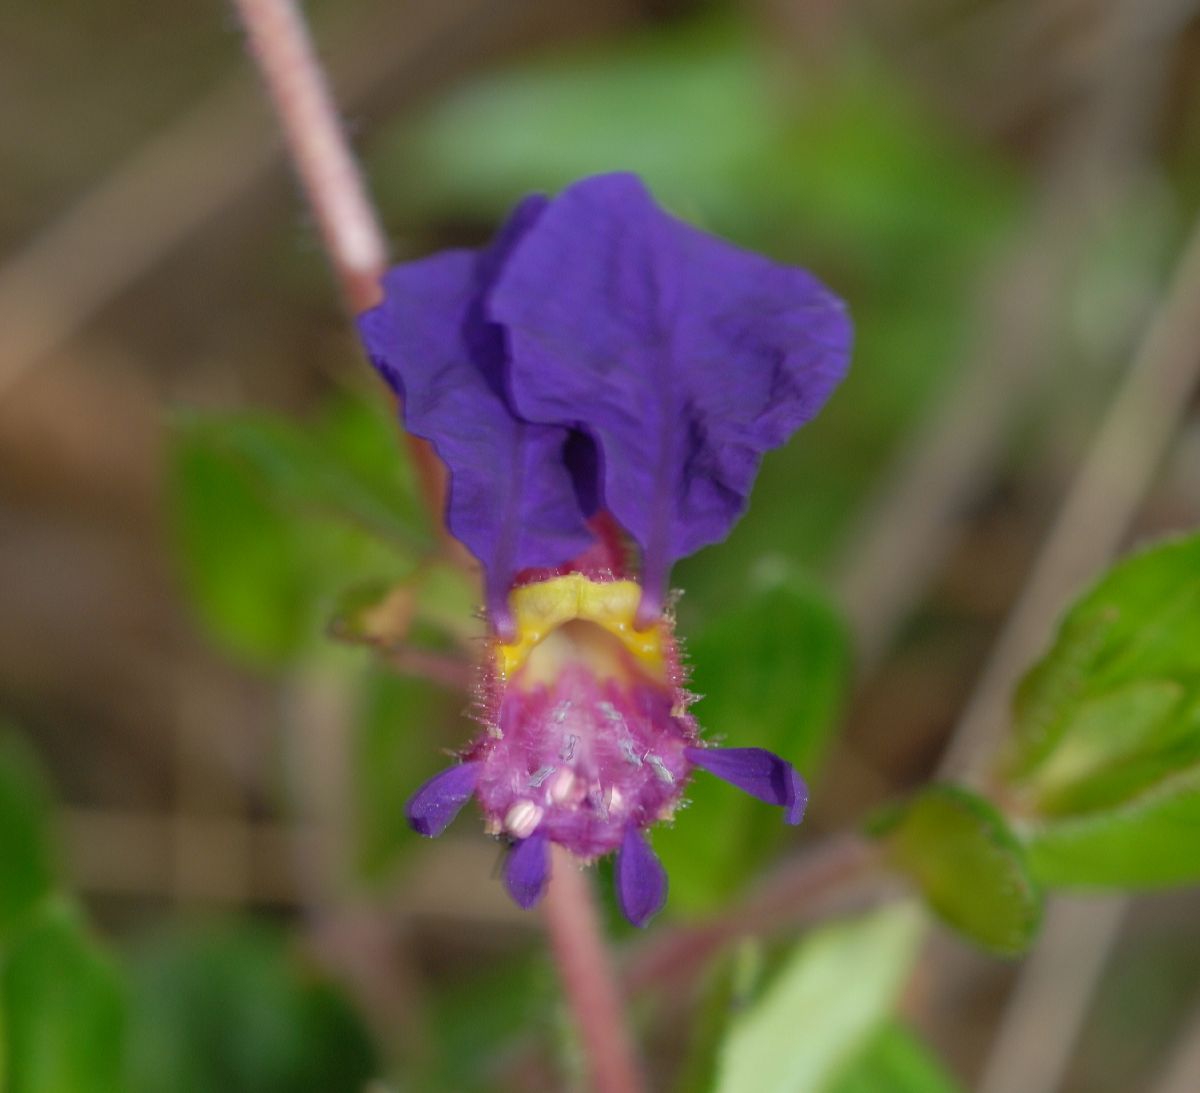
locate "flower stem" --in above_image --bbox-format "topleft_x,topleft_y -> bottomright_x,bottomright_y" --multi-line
231,0 -> 446,527
542,845 -> 645,1093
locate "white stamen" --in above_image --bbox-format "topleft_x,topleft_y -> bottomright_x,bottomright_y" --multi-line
548,768 -> 577,804
560,733 -> 579,762
504,800 -> 544,839
529,766 -> 555,788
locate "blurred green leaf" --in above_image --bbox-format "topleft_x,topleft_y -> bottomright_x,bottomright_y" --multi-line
169,394 -> 429,665
126,923 -> 376,1093
377,24 -> 773,235
1002,534 -> 1200,795
995,535 -> 1200,886
826,1022 -> 963,1093
423,952 -> 558,1093
3,899 -> 127,1093
714,902 -> 924,1093
1024,769 -> 1200,887
675,942 -> 764,1093
655,572 -> 850,913
872,785 -> 1041,956
352,667 -> 462,881
0,732 -> 56,937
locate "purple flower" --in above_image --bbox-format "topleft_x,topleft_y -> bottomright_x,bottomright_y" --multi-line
360,173 -> 850,926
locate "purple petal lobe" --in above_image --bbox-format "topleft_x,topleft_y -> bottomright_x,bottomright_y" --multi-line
504,830 -> 550,909
405,762 -> 480,837
685,746 -> 808,825
357,196 -> 594,623
615,826 -> 668,928
491,173 -> 853,601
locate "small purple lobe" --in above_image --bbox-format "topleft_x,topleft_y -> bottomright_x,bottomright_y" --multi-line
615,826 -> 668,928
491,173 -> 853,605
405,762 -> 480,837
504,830 -> 550,909
685,746 -> 808,825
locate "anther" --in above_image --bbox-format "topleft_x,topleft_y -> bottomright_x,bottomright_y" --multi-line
504,800 -> 544,839
548,768 -> 577,804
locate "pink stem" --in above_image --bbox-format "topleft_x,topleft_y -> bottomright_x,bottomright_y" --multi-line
231,0 -> 447,526
542,846 -> 646,1093
232,0 -> 384,313
232,3 -> 641,1086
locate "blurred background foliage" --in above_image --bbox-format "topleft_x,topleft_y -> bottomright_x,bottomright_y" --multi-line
2,0 -> 1199,1090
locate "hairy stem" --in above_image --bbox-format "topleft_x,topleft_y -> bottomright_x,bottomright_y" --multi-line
542,846 -> 646,1093
231,0 -> 446,526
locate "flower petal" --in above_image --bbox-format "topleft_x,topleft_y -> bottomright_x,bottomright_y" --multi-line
504,830 -> 550,909
615,825 -> 668,928
684,746 -> 808,825
358,196 -> 594,629
491,173 -> 852,608
405,762 -> 480,837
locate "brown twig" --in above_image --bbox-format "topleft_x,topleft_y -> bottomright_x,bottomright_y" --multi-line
542,847 -> 646,1093
1150,992 -> 1200,1093
832,0 -> 1175,671
0,0 -> 492,404
975,897 -> 1129,1093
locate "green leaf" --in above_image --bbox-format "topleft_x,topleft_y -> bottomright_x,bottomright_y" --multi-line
169,394 -> 428,665
352,667 -> 462,881
675,943 -> 764,1093
424,952 -> 558,1093
655,572 -> 850,913
3,899 -> 127,1093
993,534 -> 1200,887
872,785 -> 1042,956
714,902 -> 924,1093
826,1022 -> 963,1093
0,732 -> 56,937
1002,534 -> 1200,805
126,923 -> 376,1093
1024,767 -> 1200,886
377,24 -> 776,237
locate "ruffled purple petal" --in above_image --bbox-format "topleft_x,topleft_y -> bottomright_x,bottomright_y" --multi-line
504,830 -> 550,909
684,746 -> 808,825
357,196 -> 594,630
490,173 -> 852,607
615,825 -> 668,928
405,762 -> 480,837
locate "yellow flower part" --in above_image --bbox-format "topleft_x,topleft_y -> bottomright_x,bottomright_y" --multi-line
496,574 -> 665,682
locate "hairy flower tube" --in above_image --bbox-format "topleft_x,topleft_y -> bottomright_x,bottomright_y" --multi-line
359,173 -> 851,926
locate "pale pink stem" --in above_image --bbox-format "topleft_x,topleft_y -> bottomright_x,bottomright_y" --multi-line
232,0 -> 385,312
232,3 -> 642,1086
231,0 -> 447,525
542,846 -> 646,1093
